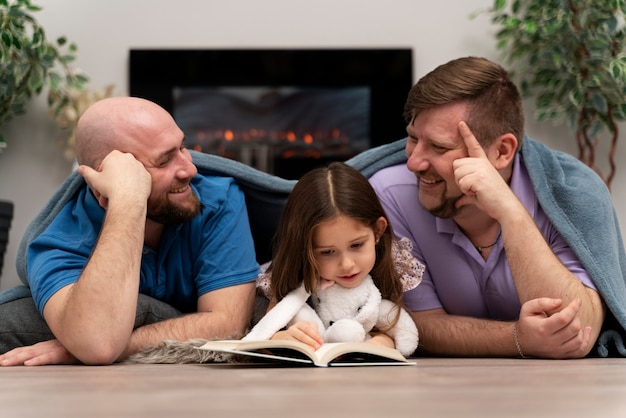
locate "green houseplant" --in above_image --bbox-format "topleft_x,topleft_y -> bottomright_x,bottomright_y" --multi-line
481,0 -> 626,189
0,0 -> 89,155
0,0 -> 98,279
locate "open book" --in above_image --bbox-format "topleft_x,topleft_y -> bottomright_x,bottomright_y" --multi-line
196,339 -> 416,367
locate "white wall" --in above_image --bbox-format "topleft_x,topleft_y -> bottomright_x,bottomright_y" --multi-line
1,0 -> 625,289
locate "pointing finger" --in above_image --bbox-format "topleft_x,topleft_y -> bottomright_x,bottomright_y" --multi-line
458,121 -> 487,159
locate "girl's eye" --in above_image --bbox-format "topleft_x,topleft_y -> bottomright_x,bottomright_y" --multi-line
319,249 -> 334,256
351,242 -> 365,249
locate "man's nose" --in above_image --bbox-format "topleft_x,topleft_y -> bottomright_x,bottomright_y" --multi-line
406,143 -> 430,173
176,153 -> 198,178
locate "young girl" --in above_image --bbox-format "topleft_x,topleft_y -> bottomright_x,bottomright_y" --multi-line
254,161 -> 423,354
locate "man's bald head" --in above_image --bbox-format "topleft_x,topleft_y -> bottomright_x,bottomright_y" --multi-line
75,97 -> 176,168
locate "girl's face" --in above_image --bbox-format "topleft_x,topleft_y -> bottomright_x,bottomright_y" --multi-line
312,215 -> 386,289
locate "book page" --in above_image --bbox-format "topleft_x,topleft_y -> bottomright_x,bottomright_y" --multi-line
314,342 -> 411,366
196,339 -> 415,367
197,339 -> 316,365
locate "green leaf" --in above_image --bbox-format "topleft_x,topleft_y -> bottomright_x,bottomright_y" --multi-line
25,4 -> 42,13
512,0 -> 521,14
524,20 -> 537,33
1,32 -> 11,48
568,88 -> 584,107
48,71 -> 60,89
76,73 -> 89,84
11,34 -> 21,49
610,60 -> 624,79
0,0 -> 91,153
592,93 -> 608,113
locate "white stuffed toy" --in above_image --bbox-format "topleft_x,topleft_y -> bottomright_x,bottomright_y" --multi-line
243,275 -> 418,357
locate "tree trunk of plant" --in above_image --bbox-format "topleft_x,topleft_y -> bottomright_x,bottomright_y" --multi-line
575,103 -> 618,191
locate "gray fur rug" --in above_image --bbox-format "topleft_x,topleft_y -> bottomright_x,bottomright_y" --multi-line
125,291 -> 271,364
124,338 -> 239,364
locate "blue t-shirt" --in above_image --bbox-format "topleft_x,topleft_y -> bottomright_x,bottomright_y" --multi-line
27,174 -> 261,314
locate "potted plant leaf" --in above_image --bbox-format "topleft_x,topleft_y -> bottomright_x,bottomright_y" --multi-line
0,0 -> 91,278
480,0 -> 626,189
0,0 -> 89,154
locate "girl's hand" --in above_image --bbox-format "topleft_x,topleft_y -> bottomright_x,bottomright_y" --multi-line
271,321 -> 324,350
366,333 -> 395,349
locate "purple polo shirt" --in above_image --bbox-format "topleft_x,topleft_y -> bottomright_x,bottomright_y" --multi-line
369,154 -> 595,320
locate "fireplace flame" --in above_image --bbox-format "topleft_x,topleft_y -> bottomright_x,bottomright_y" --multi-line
192,127 -> 356,170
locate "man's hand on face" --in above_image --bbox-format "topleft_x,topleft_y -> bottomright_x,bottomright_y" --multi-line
77,150 -> 152,209
452,121 -> 516,219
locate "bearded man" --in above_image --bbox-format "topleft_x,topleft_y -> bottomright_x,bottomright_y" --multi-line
0,97 -> 260,365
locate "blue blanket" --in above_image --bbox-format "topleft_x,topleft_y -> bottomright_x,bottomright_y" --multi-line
521,138 -> 626,357
6,137 -> 626,356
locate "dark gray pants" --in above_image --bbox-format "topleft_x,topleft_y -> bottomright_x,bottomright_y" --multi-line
0,294 -> 182,354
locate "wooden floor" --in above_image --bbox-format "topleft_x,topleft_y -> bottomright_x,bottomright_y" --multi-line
2,357 -> 626,417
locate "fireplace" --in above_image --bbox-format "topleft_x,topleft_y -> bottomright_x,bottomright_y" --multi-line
129,49 -> 412,179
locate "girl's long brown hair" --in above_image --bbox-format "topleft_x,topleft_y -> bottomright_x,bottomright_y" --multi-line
268,162 -> 405,312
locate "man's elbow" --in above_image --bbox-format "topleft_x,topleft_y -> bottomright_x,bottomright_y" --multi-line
64,335 -> 128,365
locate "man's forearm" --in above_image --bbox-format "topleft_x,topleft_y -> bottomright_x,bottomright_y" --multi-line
119,310 -> 248,361
411,310 -> 517,357
500,203 -> 604,332
119,282 -> 257,360
44,203 -> 147,364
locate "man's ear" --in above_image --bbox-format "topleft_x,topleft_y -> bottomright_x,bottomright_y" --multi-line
491,133 -> 518,170
374,216 -> 388,241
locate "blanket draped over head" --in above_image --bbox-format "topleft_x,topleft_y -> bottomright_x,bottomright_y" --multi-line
520,138 -> 626,357
5,137 -> 626,357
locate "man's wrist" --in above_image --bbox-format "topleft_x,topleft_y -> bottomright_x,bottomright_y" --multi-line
513,321 -> 527,359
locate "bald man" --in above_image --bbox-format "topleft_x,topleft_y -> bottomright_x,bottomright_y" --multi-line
0,97 -> 260,365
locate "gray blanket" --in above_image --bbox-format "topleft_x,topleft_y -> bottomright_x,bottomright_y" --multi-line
5,137 -> 626,356
521,138 -> 626,357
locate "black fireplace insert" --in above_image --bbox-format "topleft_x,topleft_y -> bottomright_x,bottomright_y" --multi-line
129,48 -> 412,179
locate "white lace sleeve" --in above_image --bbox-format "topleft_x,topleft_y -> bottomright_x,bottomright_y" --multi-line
392,237 -> 425,292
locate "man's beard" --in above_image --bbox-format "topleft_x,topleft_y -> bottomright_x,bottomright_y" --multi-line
147,189 -> 202,224
418,180 -> 463,219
